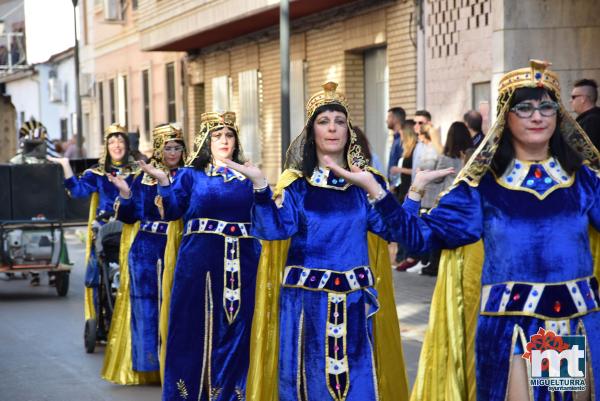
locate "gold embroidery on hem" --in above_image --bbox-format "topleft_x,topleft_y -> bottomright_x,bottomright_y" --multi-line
296,309 -> 306,401
209,387 -> 222,400
176,379 -> 189,400
234,386 -> 245,400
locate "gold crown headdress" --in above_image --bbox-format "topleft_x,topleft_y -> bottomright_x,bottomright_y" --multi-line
104,123 -> 127,139
452,59 -> 600,190
496,59 -> 561,114
305,81 -> 350,120
186,111 -> 242,165
141,123 -> 187,184
284,82 -> 369,172
151,123 -> 186,162
95,123 -> 137,175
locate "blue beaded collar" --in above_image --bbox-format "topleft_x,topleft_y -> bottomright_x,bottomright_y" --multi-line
497,157 -> 574,199
205,163 -> 247,182
307,167 -> 351,190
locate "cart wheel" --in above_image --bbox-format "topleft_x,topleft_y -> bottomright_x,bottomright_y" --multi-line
55,272 -> 70,297
84,319 -> 97,353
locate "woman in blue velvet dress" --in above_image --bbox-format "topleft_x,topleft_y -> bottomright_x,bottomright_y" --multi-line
140,112 -> 260,401
100,123 -> 186,384
49,124 -> 137,330
225,82 -> 413,401
329,61 -> 600,401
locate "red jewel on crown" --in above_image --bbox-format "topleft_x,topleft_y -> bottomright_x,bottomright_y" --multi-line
334,277 -> 341,286
534,168 -> 542,179
513,293 -> 520,301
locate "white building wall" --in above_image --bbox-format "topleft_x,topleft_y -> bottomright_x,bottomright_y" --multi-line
5,74 -> 41,129
5,54 -> 77,143
35,57 -> 76,141
492,0 -> 600,113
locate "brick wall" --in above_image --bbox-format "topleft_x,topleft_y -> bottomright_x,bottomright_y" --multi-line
184,0 -> 417,178
425,0 -> 492,138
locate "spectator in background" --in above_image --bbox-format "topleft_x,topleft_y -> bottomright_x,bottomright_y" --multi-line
571,78 -> 600,150
414,110 -> 443,154
63,135 -> 86,159
420,121 -> 473,276
463,109 -> 485,146
52,139 -> 64,156
353,126 -> 384,172
386,107 -> 405,189
403,119 -> 416,131
394,125 -> 418,201
396,121 -> 440,272
392,125 -> 418,268
128,130 -> 149,162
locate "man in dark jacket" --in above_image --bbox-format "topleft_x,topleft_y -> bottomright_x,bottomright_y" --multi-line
571,78 -> 600,150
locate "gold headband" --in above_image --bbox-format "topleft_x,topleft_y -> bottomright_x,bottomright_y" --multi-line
305,81 -> 350,120
104,123 -> 127,140
141,123 -> 186,184
152,123 -> 184,145
497,60 -> 561,112
186,111 -> 240,165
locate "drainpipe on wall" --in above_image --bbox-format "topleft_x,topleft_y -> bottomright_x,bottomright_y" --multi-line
280,0 -> 290,170
30,71 -> 42,125
416,0 -> 426,110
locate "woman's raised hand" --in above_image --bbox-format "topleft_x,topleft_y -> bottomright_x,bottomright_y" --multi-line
222,159 -> 268,189
138,160 -> 170,186
412,168 -> 455,191
46,156 -> 69,165
107,174 -> 131,198
323,156 -> 383,199
46,156 -> 74,179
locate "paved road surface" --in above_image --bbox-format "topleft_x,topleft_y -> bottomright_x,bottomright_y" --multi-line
0,228 -> 435,400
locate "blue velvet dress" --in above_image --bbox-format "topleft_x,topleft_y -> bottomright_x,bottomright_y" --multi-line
158,165 -> 261,401
114,170 -> 179,372
375,158 -> 600,400
251,168 -> 400,401
65,167 -> 135,318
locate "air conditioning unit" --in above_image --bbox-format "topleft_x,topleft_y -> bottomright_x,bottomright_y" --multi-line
49,77 -> 63,103
79,73 -> 95,97
104,0 -> 123,21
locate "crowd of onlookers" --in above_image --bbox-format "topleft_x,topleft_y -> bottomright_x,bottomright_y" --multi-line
381,77 -> 600,277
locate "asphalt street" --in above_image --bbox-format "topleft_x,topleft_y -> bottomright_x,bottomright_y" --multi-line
0,228 -> 435,401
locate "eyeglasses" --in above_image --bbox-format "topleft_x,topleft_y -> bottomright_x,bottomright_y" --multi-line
164,145 -> 184,153
210,132 -> 236,141
510,101 -> 559,118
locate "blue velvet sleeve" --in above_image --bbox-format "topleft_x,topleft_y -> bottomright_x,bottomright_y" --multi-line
366,174 -> 404,242
374,181 -> 483,253
115,175 -> 143,224
156,168 -> 192,221
581,166 -> 600,232
64,170 -> 98,198
251,184 -> 300,240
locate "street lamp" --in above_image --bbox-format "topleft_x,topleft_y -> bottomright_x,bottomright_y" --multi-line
72,0 -> 83,157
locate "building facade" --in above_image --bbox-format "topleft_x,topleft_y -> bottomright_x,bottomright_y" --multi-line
423,0 -> 600,140
80,0 -> 186,157
136,0 -> 418,181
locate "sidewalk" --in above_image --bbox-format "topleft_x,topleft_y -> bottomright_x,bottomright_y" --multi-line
391,261 -> 437,386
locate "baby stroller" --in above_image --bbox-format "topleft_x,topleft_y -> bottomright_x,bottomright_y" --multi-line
83,216 -> 122,353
